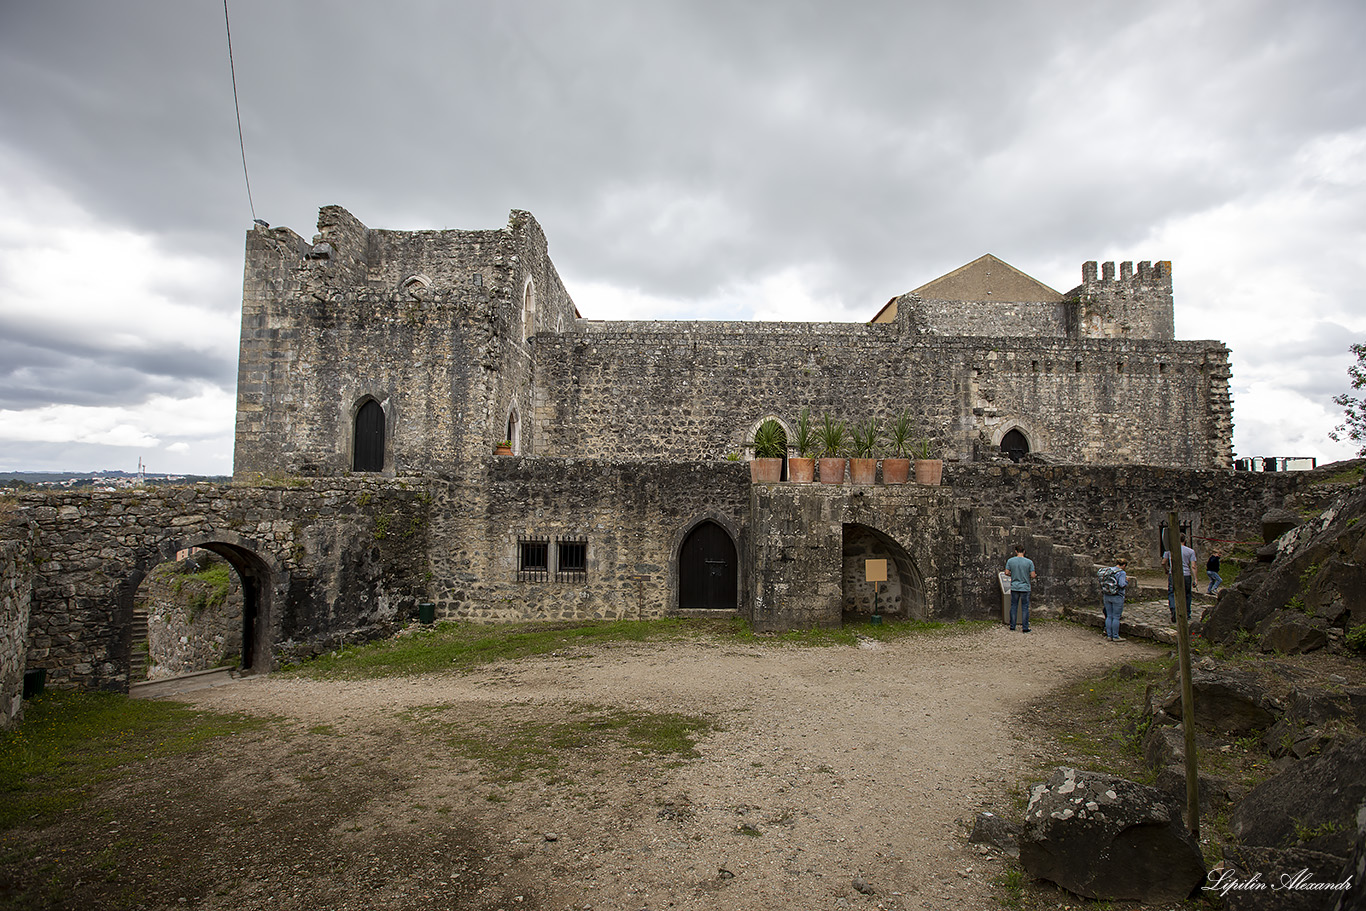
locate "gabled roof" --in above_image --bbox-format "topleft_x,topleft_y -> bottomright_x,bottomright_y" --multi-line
870,254 -> 1065,323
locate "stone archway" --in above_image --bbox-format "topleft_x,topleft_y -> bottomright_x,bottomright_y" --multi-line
841,524 -> 926,621
120,534 -> 283,686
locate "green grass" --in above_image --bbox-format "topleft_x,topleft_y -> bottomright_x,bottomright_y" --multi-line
404,701 -> 715,783
0,692 -> 270,830
287,616 -> 988,680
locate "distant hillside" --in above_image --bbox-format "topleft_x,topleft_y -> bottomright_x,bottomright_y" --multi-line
0,471 -> 230,487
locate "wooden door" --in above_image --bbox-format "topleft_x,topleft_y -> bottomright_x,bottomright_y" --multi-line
679,521 -> 737,610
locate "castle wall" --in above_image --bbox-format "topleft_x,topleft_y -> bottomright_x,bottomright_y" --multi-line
532,322 -> 1232,468
425,459 -> 752,622
234,208 -> 578,478
1,515 -> 34,728
13,480 -> 430,691
1072,260 -> 1176,340
902,297 -> 1074,337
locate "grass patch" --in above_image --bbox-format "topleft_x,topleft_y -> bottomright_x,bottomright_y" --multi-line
1311,464 -> 1364,486
0,691 -> 270,830
404,702 -> 715,784
287,616 -> 984,679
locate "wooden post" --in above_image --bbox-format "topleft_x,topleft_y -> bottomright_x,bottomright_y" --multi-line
1168,510 -> 1200,838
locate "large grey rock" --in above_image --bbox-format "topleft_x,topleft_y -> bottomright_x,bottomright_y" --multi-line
1155,668 -> 1281,735
1231,736 -> 1366,859
1257,610 -> 1329,655
1020,767 -> 1205,902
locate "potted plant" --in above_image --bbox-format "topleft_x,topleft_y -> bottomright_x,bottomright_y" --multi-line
750,418 -> 786,483
913,437 -> 943,485
789,407 -> 817,483
816,415 -> 847,484
495,439 -> 513,456
883,410 -> 913,484
849,417 -> 880,484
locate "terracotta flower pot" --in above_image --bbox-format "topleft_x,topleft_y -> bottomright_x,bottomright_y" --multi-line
749,457 -> 783,483
788,457 -> 815,483
849,457 -> 877,485
495,444 -> 513,456
819,457 -> 846,484
882,457 -> 910,484
914,458 -> 943,486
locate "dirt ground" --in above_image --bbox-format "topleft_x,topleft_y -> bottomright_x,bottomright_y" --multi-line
23,622 -> 1161,911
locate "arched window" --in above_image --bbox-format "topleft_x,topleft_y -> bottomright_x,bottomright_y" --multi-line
506,409 -> 520,454
1001,428 -> 1029,462
522,280 -> 536,340
354,400 -> 385,472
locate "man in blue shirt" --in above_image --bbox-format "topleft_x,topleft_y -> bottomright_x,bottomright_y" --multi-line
1006,545 -> 1037,632
1162,535 -> 1198,623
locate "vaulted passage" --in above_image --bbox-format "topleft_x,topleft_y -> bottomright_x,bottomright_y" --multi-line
678,521 -> 738,610
841,524 -> 926,621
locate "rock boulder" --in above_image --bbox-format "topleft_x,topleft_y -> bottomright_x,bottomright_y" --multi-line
1019,767 -> 1205,902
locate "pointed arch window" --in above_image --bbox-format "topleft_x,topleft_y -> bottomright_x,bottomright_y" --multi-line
1001,428 -> 1029,462
354,400 -> 385,472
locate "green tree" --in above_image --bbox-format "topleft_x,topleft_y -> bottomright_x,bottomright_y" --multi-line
1329,342 -> 1366,457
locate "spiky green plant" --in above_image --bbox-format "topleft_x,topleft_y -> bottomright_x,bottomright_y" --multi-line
851,417 -> 881,458
817,415 -> 847,458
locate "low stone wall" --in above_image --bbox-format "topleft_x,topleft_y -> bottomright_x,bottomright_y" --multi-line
17,478 -> 431,691
947,461 -> 1309,572
1,513 -> 35,728
426,458 -> 752,623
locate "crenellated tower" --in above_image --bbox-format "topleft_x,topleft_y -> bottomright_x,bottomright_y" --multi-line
1070,260 -> 1175,340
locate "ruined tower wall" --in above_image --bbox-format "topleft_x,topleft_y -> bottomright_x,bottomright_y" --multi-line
1071,260 -> 1176,340
233,208 -> 578,478
532,323 -> 1232,468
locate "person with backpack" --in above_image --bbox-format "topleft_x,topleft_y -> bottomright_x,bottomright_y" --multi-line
1099,558 -> 1128,641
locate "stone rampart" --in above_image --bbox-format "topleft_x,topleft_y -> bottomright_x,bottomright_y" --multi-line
426,458 -> 752,622
1,512 -> 34,727
534,324 -> 1231,468
16,479 -> 430,691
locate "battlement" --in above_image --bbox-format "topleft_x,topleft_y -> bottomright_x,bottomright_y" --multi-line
1080,260 -> 1172,286
1069,260 -> 1175,341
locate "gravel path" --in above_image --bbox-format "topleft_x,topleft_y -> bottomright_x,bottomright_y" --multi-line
179,621 -> 1147,910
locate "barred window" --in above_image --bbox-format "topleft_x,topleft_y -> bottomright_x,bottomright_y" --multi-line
556,538 -> 587,582
518,536 -> 549,582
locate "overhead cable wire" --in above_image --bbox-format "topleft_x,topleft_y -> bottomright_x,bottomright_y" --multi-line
223,0 -> 258,223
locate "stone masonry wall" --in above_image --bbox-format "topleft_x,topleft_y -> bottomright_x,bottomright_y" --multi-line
426,458 -> 752,623
234,208 -> 578,478
535,321 -> 1231,468
1,513 -> 34,728
17,479 -> 430,691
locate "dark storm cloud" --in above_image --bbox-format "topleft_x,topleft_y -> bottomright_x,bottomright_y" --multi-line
0,324 -> 235,410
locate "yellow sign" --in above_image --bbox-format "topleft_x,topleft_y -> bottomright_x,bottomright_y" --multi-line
865,559 -> 887,583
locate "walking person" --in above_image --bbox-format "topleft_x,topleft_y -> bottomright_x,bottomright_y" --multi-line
1006,545 -> 1037,632
1162,534 -> 1198,622
1099,558 -> 1128,641
1206,552 -> 1223,595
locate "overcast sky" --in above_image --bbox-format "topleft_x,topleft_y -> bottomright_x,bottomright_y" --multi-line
2,1 -> 1364,475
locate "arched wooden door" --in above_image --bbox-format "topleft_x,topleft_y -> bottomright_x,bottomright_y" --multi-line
354,400 -> 385,471
678,521 -> 738,610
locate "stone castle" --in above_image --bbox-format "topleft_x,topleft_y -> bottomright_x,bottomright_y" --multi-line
235,207 -> 1232,476
11,204 -> 1302,712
